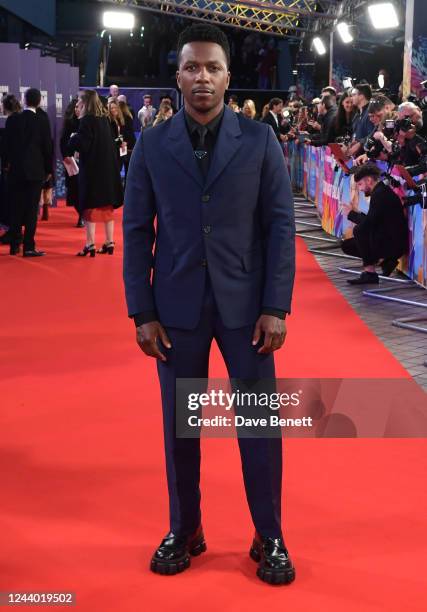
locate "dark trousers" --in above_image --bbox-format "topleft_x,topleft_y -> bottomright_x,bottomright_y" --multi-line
341,234 -> 376,266
157,274 -> 283,539
342,233 -> 404,267
9,180 -> 43,251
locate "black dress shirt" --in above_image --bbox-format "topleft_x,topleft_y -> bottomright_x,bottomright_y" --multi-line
133,106 -> 286,326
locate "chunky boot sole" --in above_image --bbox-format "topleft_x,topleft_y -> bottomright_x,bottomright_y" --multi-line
250,545 -> 296,585
150,540 -> 207,575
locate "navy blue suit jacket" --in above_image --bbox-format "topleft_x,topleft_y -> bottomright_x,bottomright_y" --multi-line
123,106 -> 295,330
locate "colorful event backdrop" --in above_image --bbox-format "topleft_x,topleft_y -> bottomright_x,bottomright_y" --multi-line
403,0 -> 427,99
284,142 -> 427,289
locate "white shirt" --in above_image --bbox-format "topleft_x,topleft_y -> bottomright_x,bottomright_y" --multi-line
269,110 -> 279,127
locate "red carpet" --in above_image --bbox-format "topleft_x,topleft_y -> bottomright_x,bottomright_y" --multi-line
1,205 -> 426,611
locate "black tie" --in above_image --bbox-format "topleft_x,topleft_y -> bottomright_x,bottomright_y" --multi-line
194,125 -> 209,180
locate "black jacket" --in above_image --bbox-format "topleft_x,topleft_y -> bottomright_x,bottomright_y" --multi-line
261,111 -> 283,141
310,107 -> 338,146
122,115 -> 136,151
66,114 -> 123,211
3,109 -> 52,182
347,181 -> 408,259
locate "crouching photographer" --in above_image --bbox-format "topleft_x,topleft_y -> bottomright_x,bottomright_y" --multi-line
341,164 -> 408,284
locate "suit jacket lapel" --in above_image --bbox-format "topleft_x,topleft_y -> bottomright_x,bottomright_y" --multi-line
204,106 -> 242,191
167,109 -> 204,188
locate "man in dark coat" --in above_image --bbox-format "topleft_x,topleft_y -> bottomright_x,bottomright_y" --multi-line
123,24 -> 296,585
4,88 -> 52,256
341,164 -> 409,283
261,97 -> 286,142
307,95 -> 337,146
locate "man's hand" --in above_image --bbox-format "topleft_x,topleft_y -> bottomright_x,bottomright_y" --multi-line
355,153 -> 368,166
373,131 -> 385,142
252,314 -> 287,354
136,321 -> 172,362
348,141 -> 362,158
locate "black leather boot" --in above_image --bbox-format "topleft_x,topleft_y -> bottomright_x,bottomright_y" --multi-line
250,532 -> 295,585
150,526 -> 206,575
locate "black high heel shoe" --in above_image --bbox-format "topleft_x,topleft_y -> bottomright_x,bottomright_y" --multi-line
76,244 -> 96,257
97,241 -> 115,255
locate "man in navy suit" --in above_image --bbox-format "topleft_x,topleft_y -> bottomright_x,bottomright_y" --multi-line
123,24 -> 296,585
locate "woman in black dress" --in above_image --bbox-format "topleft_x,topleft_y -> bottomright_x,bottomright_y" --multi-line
65,90 -> 123,257
60,98 -> 82,227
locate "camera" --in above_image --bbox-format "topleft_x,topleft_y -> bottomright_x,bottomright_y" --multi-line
394,117 -> 414,133
364,135 -> 385,159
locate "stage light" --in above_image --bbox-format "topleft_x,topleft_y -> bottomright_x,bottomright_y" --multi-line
337,22 -> 353,44
313,37 -> 327,56
102,11 -> 135,30
368,3 -> 399,29
378,73 -> 385,88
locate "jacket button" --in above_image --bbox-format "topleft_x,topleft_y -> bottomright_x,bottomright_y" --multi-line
201,259 -> 207,267
202,194 -> 210,202
202,225 -> 211,234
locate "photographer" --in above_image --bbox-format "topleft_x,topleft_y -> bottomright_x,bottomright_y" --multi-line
395,102 -> 427,165
341,164 -> 408,284
398,101 -> 427,137
354,96 -> 390,165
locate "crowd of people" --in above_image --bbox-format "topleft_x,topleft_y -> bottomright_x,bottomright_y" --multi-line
0,78 -> 423,279
264,82 -> 426,284
0,84 -> 181,257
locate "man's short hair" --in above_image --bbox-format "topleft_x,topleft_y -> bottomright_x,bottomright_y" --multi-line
321,94 -> 335,111
354,164 -> 381,183
354,83 -> 372,101
368,96 -> 386,113
177,23 -> 231,68
269,97 -> 283,110
228,94 -> 239,104
25,87 -> 41,108
398,101 -> 418,114
322,86 -> 337,97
